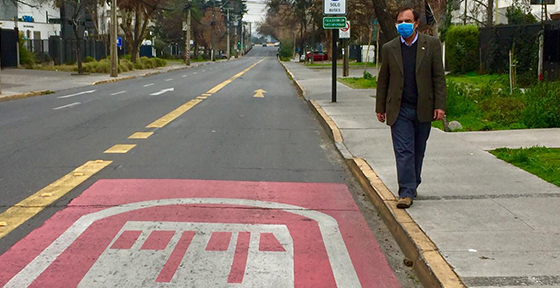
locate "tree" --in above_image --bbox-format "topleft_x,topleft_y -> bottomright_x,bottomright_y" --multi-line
506,0 -> 537,25
119,0 -> 168,62
56,0 -> 98,74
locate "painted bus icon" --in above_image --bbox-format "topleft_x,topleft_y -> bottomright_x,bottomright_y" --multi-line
79,222 -> 294,287
4,198 -> 362,287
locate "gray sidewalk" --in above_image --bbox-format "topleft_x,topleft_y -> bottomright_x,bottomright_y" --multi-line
0,61 -> 212,99
284,61 -> 560,288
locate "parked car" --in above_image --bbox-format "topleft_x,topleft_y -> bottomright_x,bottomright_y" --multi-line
306,51 -> 328,62
262,43 -> 267,47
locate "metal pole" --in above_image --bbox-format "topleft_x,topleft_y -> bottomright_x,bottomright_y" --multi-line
226,9 -> 230,59
185,5 -> 191,66
332,29 -> 338,102
343,38 -> 349,77
110,0 -> 118,77
211,1 -> 215,61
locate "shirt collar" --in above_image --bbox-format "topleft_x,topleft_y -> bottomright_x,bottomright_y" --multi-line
400,32 -> 419,47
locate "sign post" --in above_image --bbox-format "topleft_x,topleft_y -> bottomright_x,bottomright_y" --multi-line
323,0 -> 346,103
340,21 -> 350,77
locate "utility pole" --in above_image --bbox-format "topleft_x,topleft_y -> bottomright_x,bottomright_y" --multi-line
185,2 -> 192,66
110,0 -> 118,77
226,9 -> 230,59
211,1 -> 216,61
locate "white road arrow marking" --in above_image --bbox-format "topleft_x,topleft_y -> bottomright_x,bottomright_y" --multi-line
150,88 -> 175,96
53,102 -> 81,110
58,90 -> 96,99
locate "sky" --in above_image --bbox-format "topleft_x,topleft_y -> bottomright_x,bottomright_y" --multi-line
243,0 -> 268,28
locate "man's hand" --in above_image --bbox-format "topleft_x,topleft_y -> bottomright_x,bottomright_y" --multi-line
376,112 -> 386,123
433,109 -> 445,121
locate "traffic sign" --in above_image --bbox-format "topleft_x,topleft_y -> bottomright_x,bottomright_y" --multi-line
117,37 -> 122,48
339,21 -> 351,39
323,0 -> 347,15
0,179 -> 400,287
323,17 -> 347,29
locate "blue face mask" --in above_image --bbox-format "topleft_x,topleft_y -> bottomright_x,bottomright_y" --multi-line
396,23 -> 415,38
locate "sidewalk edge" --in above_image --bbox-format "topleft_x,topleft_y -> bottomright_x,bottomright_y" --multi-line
281,60 -> 466,288
278,60 -> 307,99
0,90 -> 53,103
91,76 -> 137,85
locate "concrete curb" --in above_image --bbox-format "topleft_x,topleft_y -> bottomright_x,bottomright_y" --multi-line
91,76 -> 137,86
0,90 -> 53,103
280,59 -> 466,288
278,60 -> 307,99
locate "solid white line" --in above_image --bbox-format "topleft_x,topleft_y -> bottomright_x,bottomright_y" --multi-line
53,102 -> 81,110
165,78 -> 173,81
57,90 -> 96,99
111,91 -> 126,96
143,83 -> 154,87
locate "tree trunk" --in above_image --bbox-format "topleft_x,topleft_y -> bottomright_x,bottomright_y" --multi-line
370,0 -> 398,41
72,21 -> 84,74
486,0 -> 494,27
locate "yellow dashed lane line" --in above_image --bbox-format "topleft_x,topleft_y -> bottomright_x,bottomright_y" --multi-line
0,160 -> 112,239
147,59 -> 265,129
129,132 -> 154,139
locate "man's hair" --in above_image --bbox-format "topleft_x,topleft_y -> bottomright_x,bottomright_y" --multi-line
396,7 -> 420,22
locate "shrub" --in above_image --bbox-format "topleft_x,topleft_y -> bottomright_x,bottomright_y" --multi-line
122,54 -> 132,61
445,25 -> 479,74
139,57 -> 155,69
445,81 -> 481,118
84,56 -> 95,63
278,40 -> 293,59
363,71 -> 374,80
480,91 -> 526,126
153,57 -> 167,67
522,82 -> 560,128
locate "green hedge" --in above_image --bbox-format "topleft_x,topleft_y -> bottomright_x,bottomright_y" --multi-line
445,25 -> 479,74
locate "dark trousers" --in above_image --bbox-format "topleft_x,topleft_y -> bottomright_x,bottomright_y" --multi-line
390,107 -> 431,199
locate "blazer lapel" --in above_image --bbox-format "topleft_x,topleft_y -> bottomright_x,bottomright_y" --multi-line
416,34 -> 428,74
392,40 -> 404,75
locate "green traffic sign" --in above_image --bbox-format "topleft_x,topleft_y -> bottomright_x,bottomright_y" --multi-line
323,17 -> 347,29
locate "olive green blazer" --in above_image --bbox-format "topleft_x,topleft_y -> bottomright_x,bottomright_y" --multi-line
376,33 -> 446,126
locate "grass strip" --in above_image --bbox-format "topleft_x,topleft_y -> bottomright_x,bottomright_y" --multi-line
338,77 -> 377,89
490,147 -> 560,187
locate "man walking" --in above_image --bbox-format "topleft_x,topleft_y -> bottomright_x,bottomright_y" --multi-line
376,7 -> 446,209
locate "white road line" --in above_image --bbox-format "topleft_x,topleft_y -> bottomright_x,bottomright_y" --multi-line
111,91 -> 126,96
202,70 -> 206,72
58,90 -> 96,99
165,78 -> 173,81
143,83 -> 154,87
182,75 -> 187,78
150,88 -> 174,96
53,102 -> 81,110
193,72 -> 198,75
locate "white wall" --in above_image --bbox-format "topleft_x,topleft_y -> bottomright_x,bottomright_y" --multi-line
0,0 -> 61,39
451,0 -> 560,25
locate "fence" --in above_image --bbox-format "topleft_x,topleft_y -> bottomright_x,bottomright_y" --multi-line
22,37 -> 131,65
479,22 -> 560,81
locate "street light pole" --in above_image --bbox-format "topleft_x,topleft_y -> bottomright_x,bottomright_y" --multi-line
110,0 -> 118,77
185,2 -> 191,66
226,9 -> 230,59
211,0 -> 216,61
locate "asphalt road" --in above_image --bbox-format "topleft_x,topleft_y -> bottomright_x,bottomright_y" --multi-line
0,47 -> 421,287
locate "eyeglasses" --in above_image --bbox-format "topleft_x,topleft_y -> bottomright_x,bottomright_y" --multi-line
395,19 -> 415,24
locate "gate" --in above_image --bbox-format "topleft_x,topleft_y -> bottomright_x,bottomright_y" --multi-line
0,29 -> 18,68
